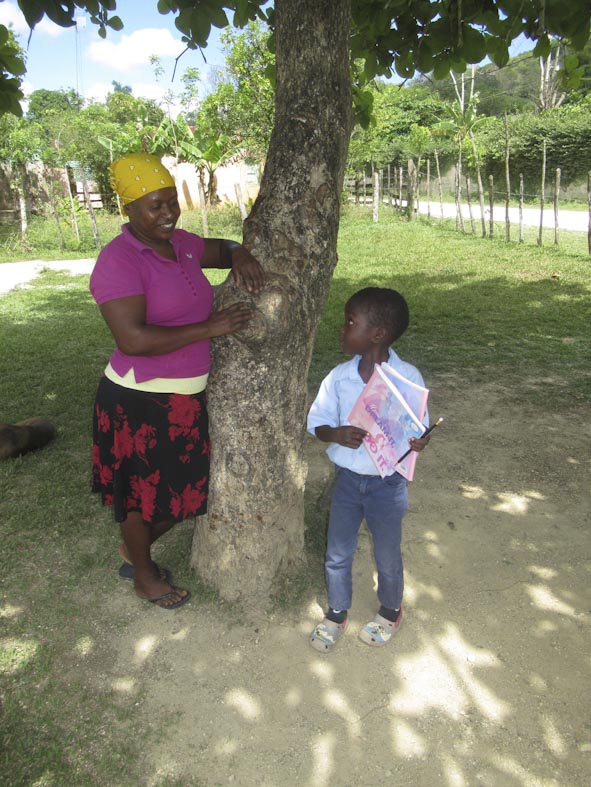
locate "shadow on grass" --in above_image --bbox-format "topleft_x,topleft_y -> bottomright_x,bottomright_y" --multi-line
310,255 -> 590,402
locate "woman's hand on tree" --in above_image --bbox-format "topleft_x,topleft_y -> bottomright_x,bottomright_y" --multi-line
206,302 -> 254,337
231,247 -> 265,293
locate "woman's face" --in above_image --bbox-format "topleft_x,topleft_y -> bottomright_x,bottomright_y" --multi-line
125,187 -> 181,246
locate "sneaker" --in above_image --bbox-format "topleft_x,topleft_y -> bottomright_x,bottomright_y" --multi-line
309,617 -> 348,652
358,607 -> 403,647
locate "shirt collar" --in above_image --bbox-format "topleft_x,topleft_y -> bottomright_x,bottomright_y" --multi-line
120,222 -> 181,259
345,347 -> 399,380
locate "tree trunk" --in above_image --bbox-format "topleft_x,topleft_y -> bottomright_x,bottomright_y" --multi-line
15,164 -> 29,249
504,114 -> 511,242
191,0 -> 353,605
468,131 -> 486,237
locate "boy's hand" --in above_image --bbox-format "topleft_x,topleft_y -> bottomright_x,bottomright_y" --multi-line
409,433 -> 430,453
333,425 -> 367,449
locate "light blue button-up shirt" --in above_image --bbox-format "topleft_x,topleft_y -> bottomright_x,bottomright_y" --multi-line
307,348 -> 428,476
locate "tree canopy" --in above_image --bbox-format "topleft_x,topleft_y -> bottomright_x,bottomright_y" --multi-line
2,1 -> 591,117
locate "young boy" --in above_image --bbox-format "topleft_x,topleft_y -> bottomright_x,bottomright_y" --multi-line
307,287 -> 430,651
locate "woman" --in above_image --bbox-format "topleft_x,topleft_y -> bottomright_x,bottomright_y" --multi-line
90,153 -> 264,609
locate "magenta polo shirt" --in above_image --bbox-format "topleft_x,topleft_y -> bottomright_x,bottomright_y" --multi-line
90,224 -> 214,382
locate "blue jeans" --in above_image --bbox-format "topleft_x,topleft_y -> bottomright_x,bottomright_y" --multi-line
325,467 -> 408,612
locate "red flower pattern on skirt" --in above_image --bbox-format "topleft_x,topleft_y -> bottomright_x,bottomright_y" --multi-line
127,470 -> 161,522
113,418 -> 134,467
170,477 -> 207,520
133,423 -> 157,465
92,379 -> 209,524
167,394 -> 202,441
96,406 -> 111,433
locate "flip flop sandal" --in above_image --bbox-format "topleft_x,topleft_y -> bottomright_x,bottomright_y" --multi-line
143,587 -> 192,610
119,544 -> 133,565
118,562 -> 172,583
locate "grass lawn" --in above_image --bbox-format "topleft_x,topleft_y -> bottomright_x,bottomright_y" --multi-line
0,208 -> 589,785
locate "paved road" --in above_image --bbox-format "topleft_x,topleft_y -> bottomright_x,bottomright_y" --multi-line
0,258 -> 95,296
417,200 -> 589,232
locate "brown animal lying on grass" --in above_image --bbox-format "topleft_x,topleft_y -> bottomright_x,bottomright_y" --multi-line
0,417 -> 56,460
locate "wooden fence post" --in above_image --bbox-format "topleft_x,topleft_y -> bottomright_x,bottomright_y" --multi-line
234,183 -> 248,220
469,130 -> 487,237
43,171 -> 65,252
538,139 -> 546,247
64,166 -> 80,243
588,172 -> 591,255
198,180 -> 208,237
426,159 -> 431,219
465,175 -> 475,233
407,160 -> 417,220
519,174 -> 525,243
454,165 -> 464,232
81,173 -> 101,250
434,150 -> 444,220
373,171 -> 380,223
488,174 -> 494,238
504,114 -> 511,242
553,167 -> 561,246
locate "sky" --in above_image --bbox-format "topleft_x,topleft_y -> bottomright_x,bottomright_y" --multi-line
0,0 -> 228,108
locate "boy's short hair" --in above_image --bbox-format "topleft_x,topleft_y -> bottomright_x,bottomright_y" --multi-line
347,287 -> 409,344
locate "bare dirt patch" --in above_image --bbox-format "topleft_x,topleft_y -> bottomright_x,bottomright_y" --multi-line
103,380 -> 590,787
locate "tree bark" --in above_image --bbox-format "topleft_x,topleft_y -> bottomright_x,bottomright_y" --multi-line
15,164 -> 29,249
191,0 -> 353,606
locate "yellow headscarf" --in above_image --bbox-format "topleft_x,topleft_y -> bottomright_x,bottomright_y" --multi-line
110,153 -> 176,208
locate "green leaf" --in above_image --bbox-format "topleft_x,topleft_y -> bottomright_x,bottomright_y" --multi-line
203,2 -> 229,30
450,57 -> 467,74
485,35 -> 509,68
107,16 -> 124,32
1,54 -> 27,76
234,0 -> 252,28
263,61 -> 276,87
45,1 -> 77,28
157,0 -> 171,13
564,54 -> 579,73
394,52 -> 413,80
18,0 -> 45,29
432,57 -> 451,81
533,36 -> 551,59
175,8 -> 212,47
570,26 -> 590,51
460,27 -> 487,64
416,42 -> 434,74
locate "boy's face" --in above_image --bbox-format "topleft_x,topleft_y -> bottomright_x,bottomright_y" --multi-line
340,304 -> 379,355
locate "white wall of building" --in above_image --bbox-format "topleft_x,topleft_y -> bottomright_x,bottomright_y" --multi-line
163,156 -> 261,210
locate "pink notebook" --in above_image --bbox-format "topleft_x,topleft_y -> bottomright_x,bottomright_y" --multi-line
348,363 -> 429,481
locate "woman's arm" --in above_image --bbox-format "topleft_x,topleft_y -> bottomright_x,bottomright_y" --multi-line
99,294 -> 253,357
201,238 -> 265,293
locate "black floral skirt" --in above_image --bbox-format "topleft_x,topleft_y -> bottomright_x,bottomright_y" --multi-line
92,376 -> 209,525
